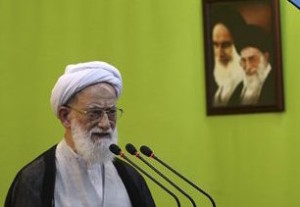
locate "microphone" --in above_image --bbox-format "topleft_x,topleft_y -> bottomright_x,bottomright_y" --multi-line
140,145 -> 216,207
109,144 -> 181,207
126,143 -> 196,207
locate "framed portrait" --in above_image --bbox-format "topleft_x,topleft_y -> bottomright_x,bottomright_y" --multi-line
202,0 -> 284,115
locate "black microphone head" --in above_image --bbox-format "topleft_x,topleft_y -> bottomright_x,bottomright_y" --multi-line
109,144 -> 122,155
140,145 -> 153,157
125,143 -> 138,155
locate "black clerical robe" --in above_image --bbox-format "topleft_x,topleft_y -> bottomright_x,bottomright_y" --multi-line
5,145 -> 155,207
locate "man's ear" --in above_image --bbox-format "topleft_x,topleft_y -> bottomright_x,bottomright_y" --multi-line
263,52 -> 270,65
58,106 -> 71,128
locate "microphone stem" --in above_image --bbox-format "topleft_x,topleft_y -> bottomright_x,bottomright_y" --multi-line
121,155 -> 181,207
138,156 -> 197,207
153,156 -> 216,207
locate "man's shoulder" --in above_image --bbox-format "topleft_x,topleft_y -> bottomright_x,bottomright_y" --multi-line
15,145 -> 57,184
5,145 -> 58,207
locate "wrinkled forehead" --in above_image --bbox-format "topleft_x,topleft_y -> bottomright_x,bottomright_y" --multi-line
212,23 -> 232,41
241,47 -> 262,58
69,83 -> 118,107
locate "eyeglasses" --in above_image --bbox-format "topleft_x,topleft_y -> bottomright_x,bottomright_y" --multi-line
65,105 -> 123,122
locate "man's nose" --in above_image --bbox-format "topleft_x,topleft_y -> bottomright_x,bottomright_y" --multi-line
98,113 -> 111,130
216,45 -> 224,54
244,60 -> 252,72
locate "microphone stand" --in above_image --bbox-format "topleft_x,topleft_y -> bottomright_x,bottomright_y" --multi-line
126,143 -> 196,207
121,155 -> 181,207
153,155 -> 216,207
109,144 -> 181,207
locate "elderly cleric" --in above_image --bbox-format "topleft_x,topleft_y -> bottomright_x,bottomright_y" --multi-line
5,61 -> 155,207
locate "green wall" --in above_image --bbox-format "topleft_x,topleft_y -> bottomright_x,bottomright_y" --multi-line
0,0 -> 299,206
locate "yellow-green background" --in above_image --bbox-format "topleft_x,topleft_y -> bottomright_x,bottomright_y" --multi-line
0,0 -> 299,206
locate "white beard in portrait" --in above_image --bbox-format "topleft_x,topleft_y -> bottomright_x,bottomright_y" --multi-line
213,46 -> 244,106
241,54 -> 270,105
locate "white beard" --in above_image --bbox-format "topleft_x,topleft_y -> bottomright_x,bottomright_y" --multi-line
241,55 -> 269,105
213,46 -> 244,106
71,120 -> 117,164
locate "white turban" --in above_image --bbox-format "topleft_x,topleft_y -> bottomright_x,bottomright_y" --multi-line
50,61 -> 122,117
